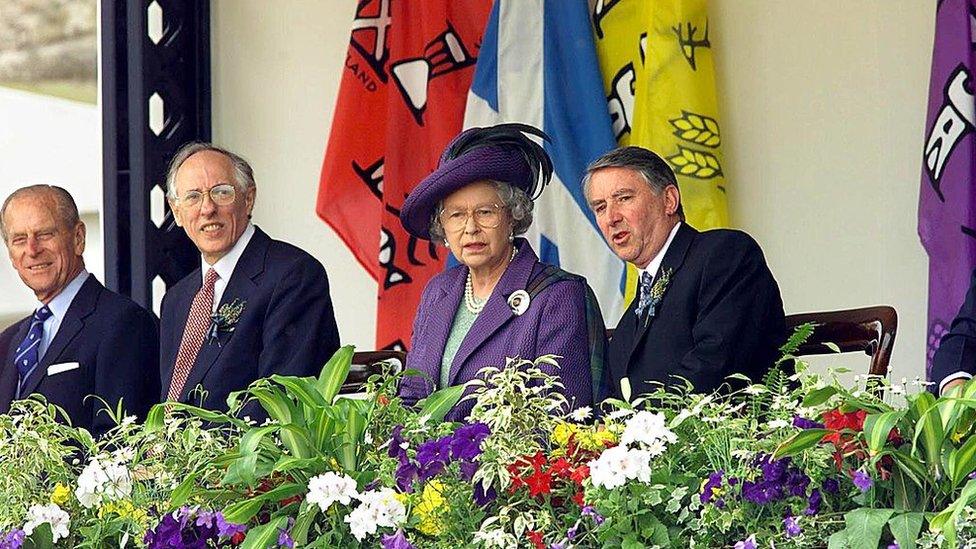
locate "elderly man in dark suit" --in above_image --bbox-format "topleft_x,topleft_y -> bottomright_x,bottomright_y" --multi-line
932,270 -> 976,395
584,146 -> 786,398
0,185 -> 159,436
159,143 -> 340,415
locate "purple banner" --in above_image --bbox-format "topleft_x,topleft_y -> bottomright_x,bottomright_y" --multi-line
919,0 -> 976,376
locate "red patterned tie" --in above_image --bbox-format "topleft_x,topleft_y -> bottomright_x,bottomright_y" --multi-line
167,268 -> 219,401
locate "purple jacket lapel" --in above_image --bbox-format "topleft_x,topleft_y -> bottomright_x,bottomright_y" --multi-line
448,240 -> 537,386
417,267 -> 465,385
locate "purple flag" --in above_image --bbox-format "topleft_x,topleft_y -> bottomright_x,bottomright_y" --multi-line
919,0 -> 976,377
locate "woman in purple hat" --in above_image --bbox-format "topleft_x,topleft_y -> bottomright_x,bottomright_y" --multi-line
398,123 -> 607,422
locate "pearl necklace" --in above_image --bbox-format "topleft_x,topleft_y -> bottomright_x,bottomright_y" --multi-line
464,246 -> 517,314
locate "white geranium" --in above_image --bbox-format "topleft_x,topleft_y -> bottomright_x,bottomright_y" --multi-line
589,445 -> 629,489
306,472 -> 359,512
24,503 -> 70,543
343,487 -> 406,541
621,411 -> 677,448
75,455 -> 132,508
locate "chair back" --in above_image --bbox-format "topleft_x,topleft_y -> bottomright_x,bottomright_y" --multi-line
341,350 -> 407,394
785,306 -> 897,377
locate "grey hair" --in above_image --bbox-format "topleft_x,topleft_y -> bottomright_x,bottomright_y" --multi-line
165,142 -> 256,200
1,185 -> 81,242
428,181 -> 534,242
582,146 -> 685,221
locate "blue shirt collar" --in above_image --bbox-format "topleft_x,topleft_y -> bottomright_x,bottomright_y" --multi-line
40,268 -> 89,320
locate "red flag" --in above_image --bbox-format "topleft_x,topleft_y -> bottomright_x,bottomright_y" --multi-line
317,0 -> 491,350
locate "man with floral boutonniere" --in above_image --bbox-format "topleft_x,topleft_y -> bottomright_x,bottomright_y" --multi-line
584,146 -> 786,398
159,143 -> 340,417
397,124 -> 608,421
0,185 -> 159,437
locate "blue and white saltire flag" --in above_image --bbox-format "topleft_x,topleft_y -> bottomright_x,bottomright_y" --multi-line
464,0 -> 626,321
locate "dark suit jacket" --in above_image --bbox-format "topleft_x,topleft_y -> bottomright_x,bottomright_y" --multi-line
159,227 -> 340,415
931,269 -> 976,389
0,275 -> 159,437
607,223 -> 786,398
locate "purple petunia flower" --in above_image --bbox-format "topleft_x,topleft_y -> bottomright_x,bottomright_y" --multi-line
395,456 -> 420,492
887,543 -> 900,549
784,515 -> 802,537
389,425 -> 408,460
459,460 -> 479,482
582,506 -> 605,525
822,477 -> 840,494
734,534 -> 758,549
451,422 -> 490,461
786,469 -> 811,497
700,470 -> 725,505
793,416 -> 825,429
382,529 -> 416,549
215,513 -> 247,538
1,529 -> 25,549
417,435 -> 453,467
473,482 -> 497,507
549,543 -> 566,549
566,524 -> 579,540
144,512 -> 185,549
853,470 -> 873,492
278,528 -> 294,548
804,489 -> 822,516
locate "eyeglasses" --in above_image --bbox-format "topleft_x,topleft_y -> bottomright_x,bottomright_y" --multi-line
174,184 -> 238,209
438,203 -> 505,232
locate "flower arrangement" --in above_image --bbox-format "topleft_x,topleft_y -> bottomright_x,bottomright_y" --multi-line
6,334 -> 976,547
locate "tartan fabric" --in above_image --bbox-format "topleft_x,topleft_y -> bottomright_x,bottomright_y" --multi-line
526,265 -> 609,404
167,268 -> 218,401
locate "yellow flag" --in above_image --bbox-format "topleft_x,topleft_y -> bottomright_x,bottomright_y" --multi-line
593,0 -> 729,301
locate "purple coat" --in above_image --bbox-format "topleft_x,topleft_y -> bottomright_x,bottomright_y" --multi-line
400,240 -> 596,421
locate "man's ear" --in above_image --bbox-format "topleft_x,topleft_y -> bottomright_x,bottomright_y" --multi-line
665,185 -> 681,216
245,186 -> 256,218
73,221 -> 86,256
169,198 -> 184,227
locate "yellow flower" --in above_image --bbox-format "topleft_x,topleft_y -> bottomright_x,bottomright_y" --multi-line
99,500 -> 149,528
415,480 -> 447,536
50,483 -> 70,505
552,422 -> 578,447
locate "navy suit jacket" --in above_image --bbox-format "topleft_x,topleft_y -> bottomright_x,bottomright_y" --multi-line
0,275 -> 159,437
159,227 -> 340,415
931,270 -> 976,389
607,223 -> 786,398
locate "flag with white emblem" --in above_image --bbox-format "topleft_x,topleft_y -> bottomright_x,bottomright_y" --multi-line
463,0 -> 626,321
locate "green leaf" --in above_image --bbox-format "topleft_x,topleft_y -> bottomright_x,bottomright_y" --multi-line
225,424 -> 279,486
824,341 -> 842,353
930,478 -> 976,547
239,516 -> 288,549
221,497 -> 266,525
271,375 -> 328,408
842,508 -> 895,549
316,345 -> 355,403
863,411 -> 904,456
803,386 -> 838,407
949,430 -> 976,488
249,386 -> 295,424
827,530 -> 850,549
418,385 -> 465,422
912,392 -> 945,476
290,504 -> 320,545
339,405 -> 365,471
773,428 -> 828,459
144,403 -> 166,432
168,471 -> 200,508
23,523 -> 54,549
888,512 -> 924,549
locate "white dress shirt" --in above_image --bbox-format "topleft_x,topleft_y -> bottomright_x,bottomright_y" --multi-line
639,222 -> 682,281
203,223 -> 255,311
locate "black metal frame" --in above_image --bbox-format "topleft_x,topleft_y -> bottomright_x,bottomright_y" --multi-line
101,0 -> 211,307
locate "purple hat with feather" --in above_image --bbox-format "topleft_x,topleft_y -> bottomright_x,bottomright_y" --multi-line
400,123 -> 553,240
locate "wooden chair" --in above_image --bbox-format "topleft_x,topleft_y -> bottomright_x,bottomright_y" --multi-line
785,306 -> 897,377
341,350 -> 407,394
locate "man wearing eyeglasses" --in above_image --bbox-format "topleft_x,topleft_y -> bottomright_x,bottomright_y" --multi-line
159,143 -> 340,416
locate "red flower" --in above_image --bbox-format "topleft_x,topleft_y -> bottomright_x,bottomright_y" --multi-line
528,451 -> 547,471
230,531 -> 246,545
526,468 -> 553,498
527,530 -> 545,549
279,494 -> 302,507
572,490 -> 585,506
549,457 -> 572,478
570,465 -> 590,485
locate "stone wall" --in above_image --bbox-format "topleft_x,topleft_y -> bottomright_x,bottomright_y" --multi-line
0,0 -> 95,82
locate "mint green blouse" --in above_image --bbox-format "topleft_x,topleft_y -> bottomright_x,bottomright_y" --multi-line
440,298 -> 481,389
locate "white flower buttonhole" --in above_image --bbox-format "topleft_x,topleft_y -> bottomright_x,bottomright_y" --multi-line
507,290 -> 531,316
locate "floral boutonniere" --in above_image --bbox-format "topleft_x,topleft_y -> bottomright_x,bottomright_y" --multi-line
207,298 -> 246,345
507,290 -> 531,316
645,268 -> 673,323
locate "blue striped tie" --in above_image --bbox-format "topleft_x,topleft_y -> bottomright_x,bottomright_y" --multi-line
14,305 -> 53,384
635,271 -> 654,319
